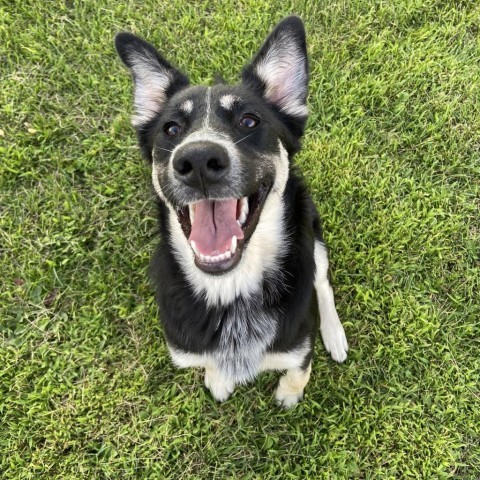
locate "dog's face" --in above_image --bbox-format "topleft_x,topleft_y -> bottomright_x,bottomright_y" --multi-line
116,17 -> 309,276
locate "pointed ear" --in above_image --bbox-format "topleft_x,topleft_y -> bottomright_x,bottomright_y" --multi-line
115,32 -> 189,127
242,16 -> 309,119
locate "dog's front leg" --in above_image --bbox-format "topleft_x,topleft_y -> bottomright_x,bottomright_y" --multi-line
314,241 -> 349,363
204,366 -> 235,402
275,363 -> 312,408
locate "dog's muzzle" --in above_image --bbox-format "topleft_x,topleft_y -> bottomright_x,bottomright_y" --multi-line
172,141 -> 230,191
168,141 -> 272,274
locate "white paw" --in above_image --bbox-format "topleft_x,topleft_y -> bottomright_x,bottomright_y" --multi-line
275,386 -> 303,409
204,370 -> 234,402
321,313 -> 349,363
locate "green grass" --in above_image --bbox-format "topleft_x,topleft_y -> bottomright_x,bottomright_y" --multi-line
1,0 -> 479,478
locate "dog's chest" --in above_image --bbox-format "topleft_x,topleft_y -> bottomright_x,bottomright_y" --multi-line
215,306 -> 276,383
169,302 -> 277,383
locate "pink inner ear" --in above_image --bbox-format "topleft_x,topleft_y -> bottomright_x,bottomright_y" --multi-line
255,42 -> 308,116
266,61 -> 299,104
131,56 -> 172,127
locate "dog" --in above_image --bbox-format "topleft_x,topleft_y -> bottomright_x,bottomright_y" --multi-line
115,16 -> 348,407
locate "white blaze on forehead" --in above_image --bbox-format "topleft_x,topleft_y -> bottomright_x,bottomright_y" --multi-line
203,87 -> 212,128
130,51 -> 174,127
179,99 -> 193,114
219,94 -> 238,110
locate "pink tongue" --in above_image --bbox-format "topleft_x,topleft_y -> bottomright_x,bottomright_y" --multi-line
189,199 -> 244,256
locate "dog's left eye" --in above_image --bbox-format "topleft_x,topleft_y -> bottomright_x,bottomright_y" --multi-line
239,114 -> 259,128
164,122 -> 181,136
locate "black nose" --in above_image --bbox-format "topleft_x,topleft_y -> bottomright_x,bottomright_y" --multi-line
173,141 -> 230,189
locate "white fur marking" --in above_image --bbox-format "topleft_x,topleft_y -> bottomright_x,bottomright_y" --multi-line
275,363 -> 311,408
315,242 -> 348,363
219,94 -> 238,110
203,87 -> 212,129
204,367 -> 235,402
151,159 -> 168,204
261,338 -> 310,371
179,99 -> 193,114
168,346 -> 210,368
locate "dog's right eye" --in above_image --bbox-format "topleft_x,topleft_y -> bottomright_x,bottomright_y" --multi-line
239,114 -> 259,128
164,122 -> 181,136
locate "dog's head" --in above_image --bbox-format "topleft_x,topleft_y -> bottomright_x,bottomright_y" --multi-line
115,17 -> 309,276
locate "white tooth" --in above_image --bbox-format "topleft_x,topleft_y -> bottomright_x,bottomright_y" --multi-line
190,240 -> 199,256
189,204 -> 195,225
199,253 -> 206,262
230,236 -> 237,254
242,197 -> 249,215
225,250 -> 231,260
238,197 -> 249,226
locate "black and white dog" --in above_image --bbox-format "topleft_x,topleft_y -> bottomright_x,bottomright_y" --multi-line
115,16 -> 348,407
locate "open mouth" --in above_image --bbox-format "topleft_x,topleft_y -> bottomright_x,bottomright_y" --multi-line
176,183 -> 271,274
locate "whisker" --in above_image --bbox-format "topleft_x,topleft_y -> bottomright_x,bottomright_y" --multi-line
164,139 -> 177,148
234,133 -> 255,145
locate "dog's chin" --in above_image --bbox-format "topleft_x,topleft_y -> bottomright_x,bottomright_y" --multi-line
175,183 -> 272,275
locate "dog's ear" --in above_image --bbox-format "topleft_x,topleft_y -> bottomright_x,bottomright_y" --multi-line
242,16 -> 308,119
115,32 -> 189,128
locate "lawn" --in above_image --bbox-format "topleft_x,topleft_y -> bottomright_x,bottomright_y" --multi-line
1,0 -> 479,478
